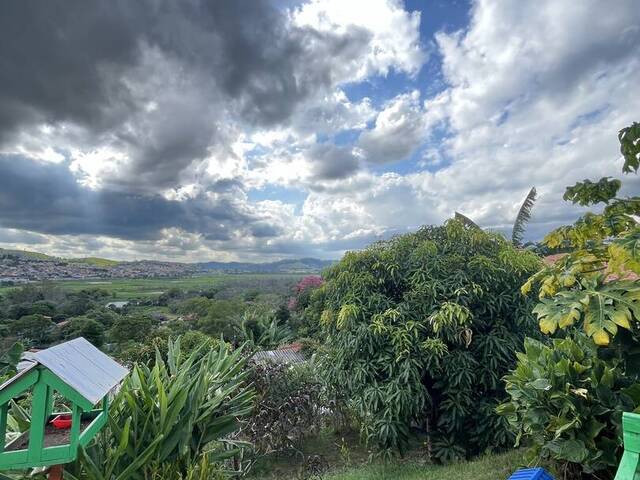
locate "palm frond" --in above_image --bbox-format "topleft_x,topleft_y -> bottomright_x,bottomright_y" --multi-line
455,212 -> 481,229
511,187 -> 537,247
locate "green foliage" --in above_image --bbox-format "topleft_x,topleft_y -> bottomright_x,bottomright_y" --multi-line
243,362 -> 324,455
619,122 -> 640,173
117,331 -> 223,367
0,342 -> 23,382
61,317 -> 105,347
523,122 -> 640,346
512,187 -> 537,247
9,314 -> 54,345
563,177 -> 621,206
108,313 -> 156,345
454,212 -> 480,230
68,337 -> 254,479
235,307 -> 293,349
498,335 -> 639,476
311,221 -> 540,457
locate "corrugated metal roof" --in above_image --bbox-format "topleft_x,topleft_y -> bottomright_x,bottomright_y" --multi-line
251,348 -> 306,365
27,337 -> 128,405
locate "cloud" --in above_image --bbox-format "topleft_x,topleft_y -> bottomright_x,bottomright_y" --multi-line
309,143 -> 361,180
358,90 -> 427,164
0,155 -> 280,242
2,0 -> 637,262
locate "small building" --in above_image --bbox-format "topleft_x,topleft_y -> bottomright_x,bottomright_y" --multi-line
250,342 -> 306,366
105,301 -> 129,309
0,338 -> 128,470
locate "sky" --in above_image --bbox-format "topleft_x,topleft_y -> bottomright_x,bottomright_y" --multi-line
0,0 -> 638,262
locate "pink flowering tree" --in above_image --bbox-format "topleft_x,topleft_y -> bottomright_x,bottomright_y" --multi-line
288,275 -> 323,313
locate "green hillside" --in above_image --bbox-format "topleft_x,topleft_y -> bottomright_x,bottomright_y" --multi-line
71,256 -> 120,267
0,248 -> 57,261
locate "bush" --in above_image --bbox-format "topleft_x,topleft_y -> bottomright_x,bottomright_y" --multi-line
310,221 -> 541,458
498,335 -> 640,477
108,313 -> 156,344
61,317 -> 105,347
242,362 -> 324,455
235,306 -> 293,349
68,337 -> 254,479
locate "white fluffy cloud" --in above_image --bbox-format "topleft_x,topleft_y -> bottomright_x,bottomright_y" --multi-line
2,0 -> 639,261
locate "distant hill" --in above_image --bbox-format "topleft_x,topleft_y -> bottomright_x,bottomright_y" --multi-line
0,248 -> 118,266
72,257 -> 121,267
0,248 -> 57,261
1,246 -> 333,274
197,257 -> 334,273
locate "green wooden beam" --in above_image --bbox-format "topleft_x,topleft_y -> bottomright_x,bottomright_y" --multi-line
79,410 -> 107,447
0,404 -> 7,453
0,369 -> 38,405
614,412 -> 640,480
69,403 -> 81,454
27,379 -> 47,464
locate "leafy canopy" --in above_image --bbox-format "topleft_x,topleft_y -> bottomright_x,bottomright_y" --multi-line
522,122 -> 640,346
498,335 -> 639,476
311,220 -> 540,458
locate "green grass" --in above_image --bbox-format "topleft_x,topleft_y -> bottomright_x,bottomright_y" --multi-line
321,449 -> 528,480
0,274 -> 302,300
72,256 -> 121,267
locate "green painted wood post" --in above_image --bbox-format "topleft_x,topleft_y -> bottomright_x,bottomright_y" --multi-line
615,412 -> 640,480
0,403 -> 7,453
44,385 -> 54,420
27,375 -> 48,464
69,403 -> 82,454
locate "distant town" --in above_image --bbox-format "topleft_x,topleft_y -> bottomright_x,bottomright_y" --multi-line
0,248 -> 332,283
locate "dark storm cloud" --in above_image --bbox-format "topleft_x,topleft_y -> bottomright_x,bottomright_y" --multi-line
0,0 -> 373,190
309,144 -> 360,180
0,1 -> 143,141
0,155 -> 278,241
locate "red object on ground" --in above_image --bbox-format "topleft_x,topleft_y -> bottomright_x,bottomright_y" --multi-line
50,414 -> 72,430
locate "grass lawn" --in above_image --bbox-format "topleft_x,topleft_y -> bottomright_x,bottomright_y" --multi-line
249,430 -> 535,480
322,449 -> 529,480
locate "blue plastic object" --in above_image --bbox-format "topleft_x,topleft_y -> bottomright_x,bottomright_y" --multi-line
507,467 -> 555,480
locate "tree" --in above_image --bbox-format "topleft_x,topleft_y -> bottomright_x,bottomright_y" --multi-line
62,317 -> 105,347
10,314 -> 55,345
522,122 -> 640,346
310,221 -> 540,458
511,187 -> 537,247
108,314 -> 156,345
456,186 -> 538,246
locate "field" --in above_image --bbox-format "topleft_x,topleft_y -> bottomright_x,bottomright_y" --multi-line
251,433 -> 533,480
321,449 -> 531,480
0,274 -> 303,300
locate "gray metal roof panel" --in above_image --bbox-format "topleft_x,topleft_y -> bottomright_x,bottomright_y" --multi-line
31,337 -> 128,405
251,349 -> 305,365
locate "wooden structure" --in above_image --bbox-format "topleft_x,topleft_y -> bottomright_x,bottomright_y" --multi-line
614,412 -> 640,480
0,338 -> 128,470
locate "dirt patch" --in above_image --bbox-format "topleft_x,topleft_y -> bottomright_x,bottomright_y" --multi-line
6,419 -> 93,451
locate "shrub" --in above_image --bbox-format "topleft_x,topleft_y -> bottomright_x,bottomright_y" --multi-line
108,313 -> 156,344
242,362 -> 324,455
61,317 -> 105,347
498,335 -> 640,477
68,337 -> 254,479
310,221 -> 541,458
235,306 -> 293,349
